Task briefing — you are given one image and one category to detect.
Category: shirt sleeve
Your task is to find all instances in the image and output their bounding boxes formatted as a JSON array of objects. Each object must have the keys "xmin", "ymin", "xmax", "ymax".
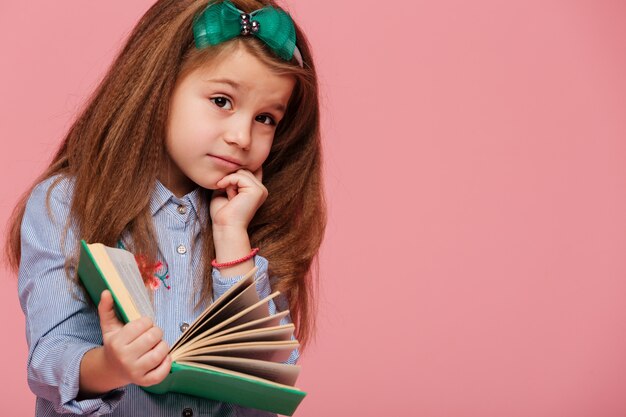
[
  {"xmin": 211, "ymin": 255, "xmax": 300, "ymax": 365},
  {"xmin": 17, "ymin": 177, "xmax": 125, "ymax": 415}
]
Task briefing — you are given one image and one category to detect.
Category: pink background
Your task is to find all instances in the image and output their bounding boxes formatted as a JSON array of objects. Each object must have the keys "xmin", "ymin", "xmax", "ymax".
[{"xmin": 2, "ymin": 1, "xmax": 626, "ymax": 416}]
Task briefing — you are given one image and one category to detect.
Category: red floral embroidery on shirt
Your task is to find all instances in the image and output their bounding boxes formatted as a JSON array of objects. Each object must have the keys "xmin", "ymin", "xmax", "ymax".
[{"xmin": 135, "ymin": 255, "xmax": 171, "ymax": 291}]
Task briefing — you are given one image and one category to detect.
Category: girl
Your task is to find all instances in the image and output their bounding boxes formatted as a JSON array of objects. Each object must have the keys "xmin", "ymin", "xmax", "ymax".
[{"xmin": 5, "ymin": 0, "xmax": 325, "ymax": 415}]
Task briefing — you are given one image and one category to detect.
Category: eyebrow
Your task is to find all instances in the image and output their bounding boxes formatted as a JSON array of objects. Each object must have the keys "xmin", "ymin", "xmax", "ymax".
[
  {"xmin": 205, "ymin": 78, "xmax": 287, "ymax": 113},
  {"xmin": 206, "ymin": 78, "xmax": 242, "ymax": 90}
]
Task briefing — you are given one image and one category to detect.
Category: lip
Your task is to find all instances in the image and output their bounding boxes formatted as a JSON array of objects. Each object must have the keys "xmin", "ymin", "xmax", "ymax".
[{"xmin": 208, "ymin": 154, "xmax": 242, "ymax": 168}]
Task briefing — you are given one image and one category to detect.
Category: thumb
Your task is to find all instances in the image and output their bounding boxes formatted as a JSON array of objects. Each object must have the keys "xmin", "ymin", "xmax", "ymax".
[
  {"xmin": 210, "ymin": 188, "xmax": 227, "ymax": 202},
  {"xmin": 98, "ymin": 290, "xmax": 124, "ymax": 334}
]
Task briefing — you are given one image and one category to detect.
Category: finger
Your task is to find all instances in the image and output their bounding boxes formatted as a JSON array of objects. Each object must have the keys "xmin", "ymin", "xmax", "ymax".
[
  {"xmin": 98, "ymin": 290, "xmax": 124, "ymax": 334},
  {"xmin": 235, "ymin": 168, "xmax": 262, "ymax": 187},
  {"xmin": 220, "ymin": 170, "xmax": 265, "ymax": 190},
  {"xmin": 114, "ymin": 316, "xmax": 155, "ymax": 346},
  {"xmin": 135, "ymin": 340, "xmax": 170, "ymax": 374},
  {"xmin": 216, "ymin": 172, "xmax": 249, "ymax": 190},
  {"xmin": 139, "ymin": 354, "xmax": 173, "ymax": 387},
  {"xmin": 128, "ymin": 325, "xmax": 164, "ymax": 355},
  {"xmin": 238, "ymin": 169, "xmax": 268, "ymax": 197},
  {"xmin": 226, "ymin": 185, "xmax": 237, "ymax": 200}
]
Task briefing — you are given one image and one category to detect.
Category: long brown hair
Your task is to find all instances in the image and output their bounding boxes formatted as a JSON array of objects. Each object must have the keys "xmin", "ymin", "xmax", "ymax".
[{"xmin": 4, "ymin": 0, "xmax": 325, "ymax": 349}]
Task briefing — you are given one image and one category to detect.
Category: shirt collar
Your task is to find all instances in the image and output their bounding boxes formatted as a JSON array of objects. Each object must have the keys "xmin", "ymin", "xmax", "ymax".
[{"xmin": 149, "ymin": 180, "xmax": 207, "ymax": 219}]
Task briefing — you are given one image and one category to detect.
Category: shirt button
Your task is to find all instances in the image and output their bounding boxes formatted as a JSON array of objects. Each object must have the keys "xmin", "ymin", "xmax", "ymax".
[
  {"xmin": 177, "ymin": 245, "xmax": 187, "ymax": 255},
  {"xmin": 182, "ymin": 408, "xmax": 193, "ymax": 417},
  {"xmin": 180, "ymin": 322, "xmax": 189, "ymax": 332},
  {"xmin": 177, "ymin": 205, "xmax": 187, "ymax": 214}
]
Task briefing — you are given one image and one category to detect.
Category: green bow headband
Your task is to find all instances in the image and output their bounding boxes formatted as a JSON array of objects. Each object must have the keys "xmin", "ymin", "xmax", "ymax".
[{"xmin": 193, "ymin": 0, "xmax": 303, "ymax": 67}]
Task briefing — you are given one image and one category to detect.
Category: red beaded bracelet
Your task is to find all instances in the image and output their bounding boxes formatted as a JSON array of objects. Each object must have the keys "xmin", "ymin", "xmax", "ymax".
[{"xmin": 211, "ymin": 248, "xmax": 259, "ymax": 268}]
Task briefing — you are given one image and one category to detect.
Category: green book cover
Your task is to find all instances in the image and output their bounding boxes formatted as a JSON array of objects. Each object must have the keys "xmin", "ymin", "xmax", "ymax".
[
  {"xmin": 144, "ymin": 362, "xmax": 305, "ymax": 415},
  {"xmin": 77, "ymin": 240, "xmax": 306, "ymax": 416},
  {"xmin": 77, "ymin": 240, "xmax": 135, "ymax": 322}
]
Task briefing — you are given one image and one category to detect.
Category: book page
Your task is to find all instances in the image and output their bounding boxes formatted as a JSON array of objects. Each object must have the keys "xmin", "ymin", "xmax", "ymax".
[
  {"xmin": 186, "ymin": 281, "xmax": 260, "ymax": 338},
  {"xmin": 170, "ymin": 269, "xmax": 256, "ymax": 351},
  {"xmin": 182, "ymin": 356, "xmax": 301, "ymax": 386},
  {"xmin": 103, "ymin": 246, "xmax": 155, "ymax": 321},
  {"xmin": 205, "ymin": 310, "xmax": 289, "ymax": 341},
  {"xmin": 204, "ymin": 292, "xmax": 276, "ymax": 335},
  {"xmin": 175, "ymin": 340, "xmax": 299, "ymax": 363},
  {"xmin": 177, "ymin": 324, "xmax": 294, "ymax": 352},
  {"xmin": 172, "ymin": 292, "xmax": 278, "ymax": 358}
]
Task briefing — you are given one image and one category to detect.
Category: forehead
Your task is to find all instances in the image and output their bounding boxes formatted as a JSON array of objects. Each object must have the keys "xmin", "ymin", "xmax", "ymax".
[{"xmin": 188, "ymin": 47, "xmax": 295, "ymax": 100}]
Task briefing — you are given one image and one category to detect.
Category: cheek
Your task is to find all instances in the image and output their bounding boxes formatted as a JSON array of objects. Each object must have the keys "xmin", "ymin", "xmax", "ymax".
[
  {"xmin": 169, "ymin": 95, "xmax": 214, "ymax": 138},
  {"xmin": 167, "ymin": 112, "xmax": 215, "ymax": 150},
  {"xmin": 254, "ymin": 140, "xmax": 274, "ymax": 168}
]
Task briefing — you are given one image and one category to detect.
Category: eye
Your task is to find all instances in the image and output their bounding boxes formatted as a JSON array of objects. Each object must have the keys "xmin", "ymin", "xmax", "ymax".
[
  {"xmin": 256, "ymin": 114, "xmax": 276, "ymax": 126},
  {"xmin": 210, "ymin": 96, "xmax": 233, "ymax": 110}
]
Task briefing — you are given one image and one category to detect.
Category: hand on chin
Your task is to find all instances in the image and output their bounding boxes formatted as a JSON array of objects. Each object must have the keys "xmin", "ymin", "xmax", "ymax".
[{"xmin": 209, "ymin": 168, "xmax": 267, "ymax": 230}]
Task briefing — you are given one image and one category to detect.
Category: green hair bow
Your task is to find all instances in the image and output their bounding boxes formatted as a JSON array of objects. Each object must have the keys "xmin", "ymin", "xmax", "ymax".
[{"xmin": 193, "ymin": 0, "xmax": 302, "ymax": 65}]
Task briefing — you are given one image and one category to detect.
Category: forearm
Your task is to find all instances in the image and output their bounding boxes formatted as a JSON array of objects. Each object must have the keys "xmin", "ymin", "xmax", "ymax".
[
  {"xmin": 212, "ymin": 226, "xmax": 255, "ymax": 277},
  {"xmin": 78, "ymin": 347, "xmax": 127, "ymax": 399},
  {"xmin": 25, "ymin": 336, "xmax": 125, "ymax": 414}
]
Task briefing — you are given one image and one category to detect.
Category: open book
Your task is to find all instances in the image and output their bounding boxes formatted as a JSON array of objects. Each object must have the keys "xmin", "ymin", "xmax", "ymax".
[{"xmin": 77, "ymin": 240, "xmax": 305, "ymax": 416}]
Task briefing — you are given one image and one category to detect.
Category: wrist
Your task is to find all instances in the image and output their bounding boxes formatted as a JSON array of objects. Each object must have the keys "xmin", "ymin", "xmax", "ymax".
[
  {"xmin": 212, "ymin": 224, "xmax": 248, "ymax": 241},
  {"xmin": 213, "ymin": 258, "xmax": 256, "ymax": 279},
  {"xmin": 212, "ymin": 247, "xmax": 258, "ymax": 270},
  {"xmin": 102, "ymin": 347, "xmax": 132, "ymax": 388},
  {"xmin": 212, "ymin": 227, "xmax": 257, "ymax": 278},
  {"xmin": 213, "ymin": 226, "xmax": 251, "ymax": 260},
  {"xmin": 78, "ymin": 347, "xmax": 128, "ymax": 399}
]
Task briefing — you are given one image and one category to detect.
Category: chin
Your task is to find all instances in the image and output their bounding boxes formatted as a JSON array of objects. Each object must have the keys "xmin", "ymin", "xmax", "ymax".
[
  {"xmin": 195, "ymin": 181, "xmax": 220, "ymax": 191},
  {"xmin": 191, "ymin": 175, "xmax": 221, "ymax": 191}
]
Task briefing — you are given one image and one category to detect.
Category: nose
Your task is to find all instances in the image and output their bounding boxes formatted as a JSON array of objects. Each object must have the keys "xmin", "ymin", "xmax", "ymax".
[{"xmin": 223, "ymin": 114, "xmax": 252, "ymax": 150}]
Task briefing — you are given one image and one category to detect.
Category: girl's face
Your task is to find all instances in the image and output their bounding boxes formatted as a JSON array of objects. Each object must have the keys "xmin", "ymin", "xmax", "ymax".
[{"xmin": 162, "ymin": 44, "xmax": 296, "ymax": 197}]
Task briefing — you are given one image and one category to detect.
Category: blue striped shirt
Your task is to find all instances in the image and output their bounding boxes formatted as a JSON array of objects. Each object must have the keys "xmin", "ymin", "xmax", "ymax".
[{"xmin": 18, "ymin": 175, "xmax": 298, "ymax": 416}]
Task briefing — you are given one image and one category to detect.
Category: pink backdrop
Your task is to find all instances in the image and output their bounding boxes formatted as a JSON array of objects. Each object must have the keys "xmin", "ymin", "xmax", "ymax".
[{"xmin": 2, "ymin": 1, "xmax": 626, "ymax": 416}]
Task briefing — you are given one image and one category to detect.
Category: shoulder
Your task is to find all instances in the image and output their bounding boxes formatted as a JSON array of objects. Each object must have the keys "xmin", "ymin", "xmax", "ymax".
[
  {"xmin": 20, "ymin": 174, "xmax": 80, "ymax": 261},
  {"xmin": 26, "ymin": 174, "xmax": 75, "ymax": 210},
  {"xmin": 24, "ymin": 174, "xmax": 76, "ymax": 225},
  {"xmin": 29, "ymin": 174, "xmax": 75, "ymax": 204}
]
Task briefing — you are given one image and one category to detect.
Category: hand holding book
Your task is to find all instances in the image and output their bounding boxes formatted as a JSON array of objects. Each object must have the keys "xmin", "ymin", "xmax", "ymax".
[
  {"xmin": 79, "ymin": 292, "xmax": 173, "ymax": 398},
  {"xmin": 77, "ymin": 240, "xmax": 306, "ymax": 416}
]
